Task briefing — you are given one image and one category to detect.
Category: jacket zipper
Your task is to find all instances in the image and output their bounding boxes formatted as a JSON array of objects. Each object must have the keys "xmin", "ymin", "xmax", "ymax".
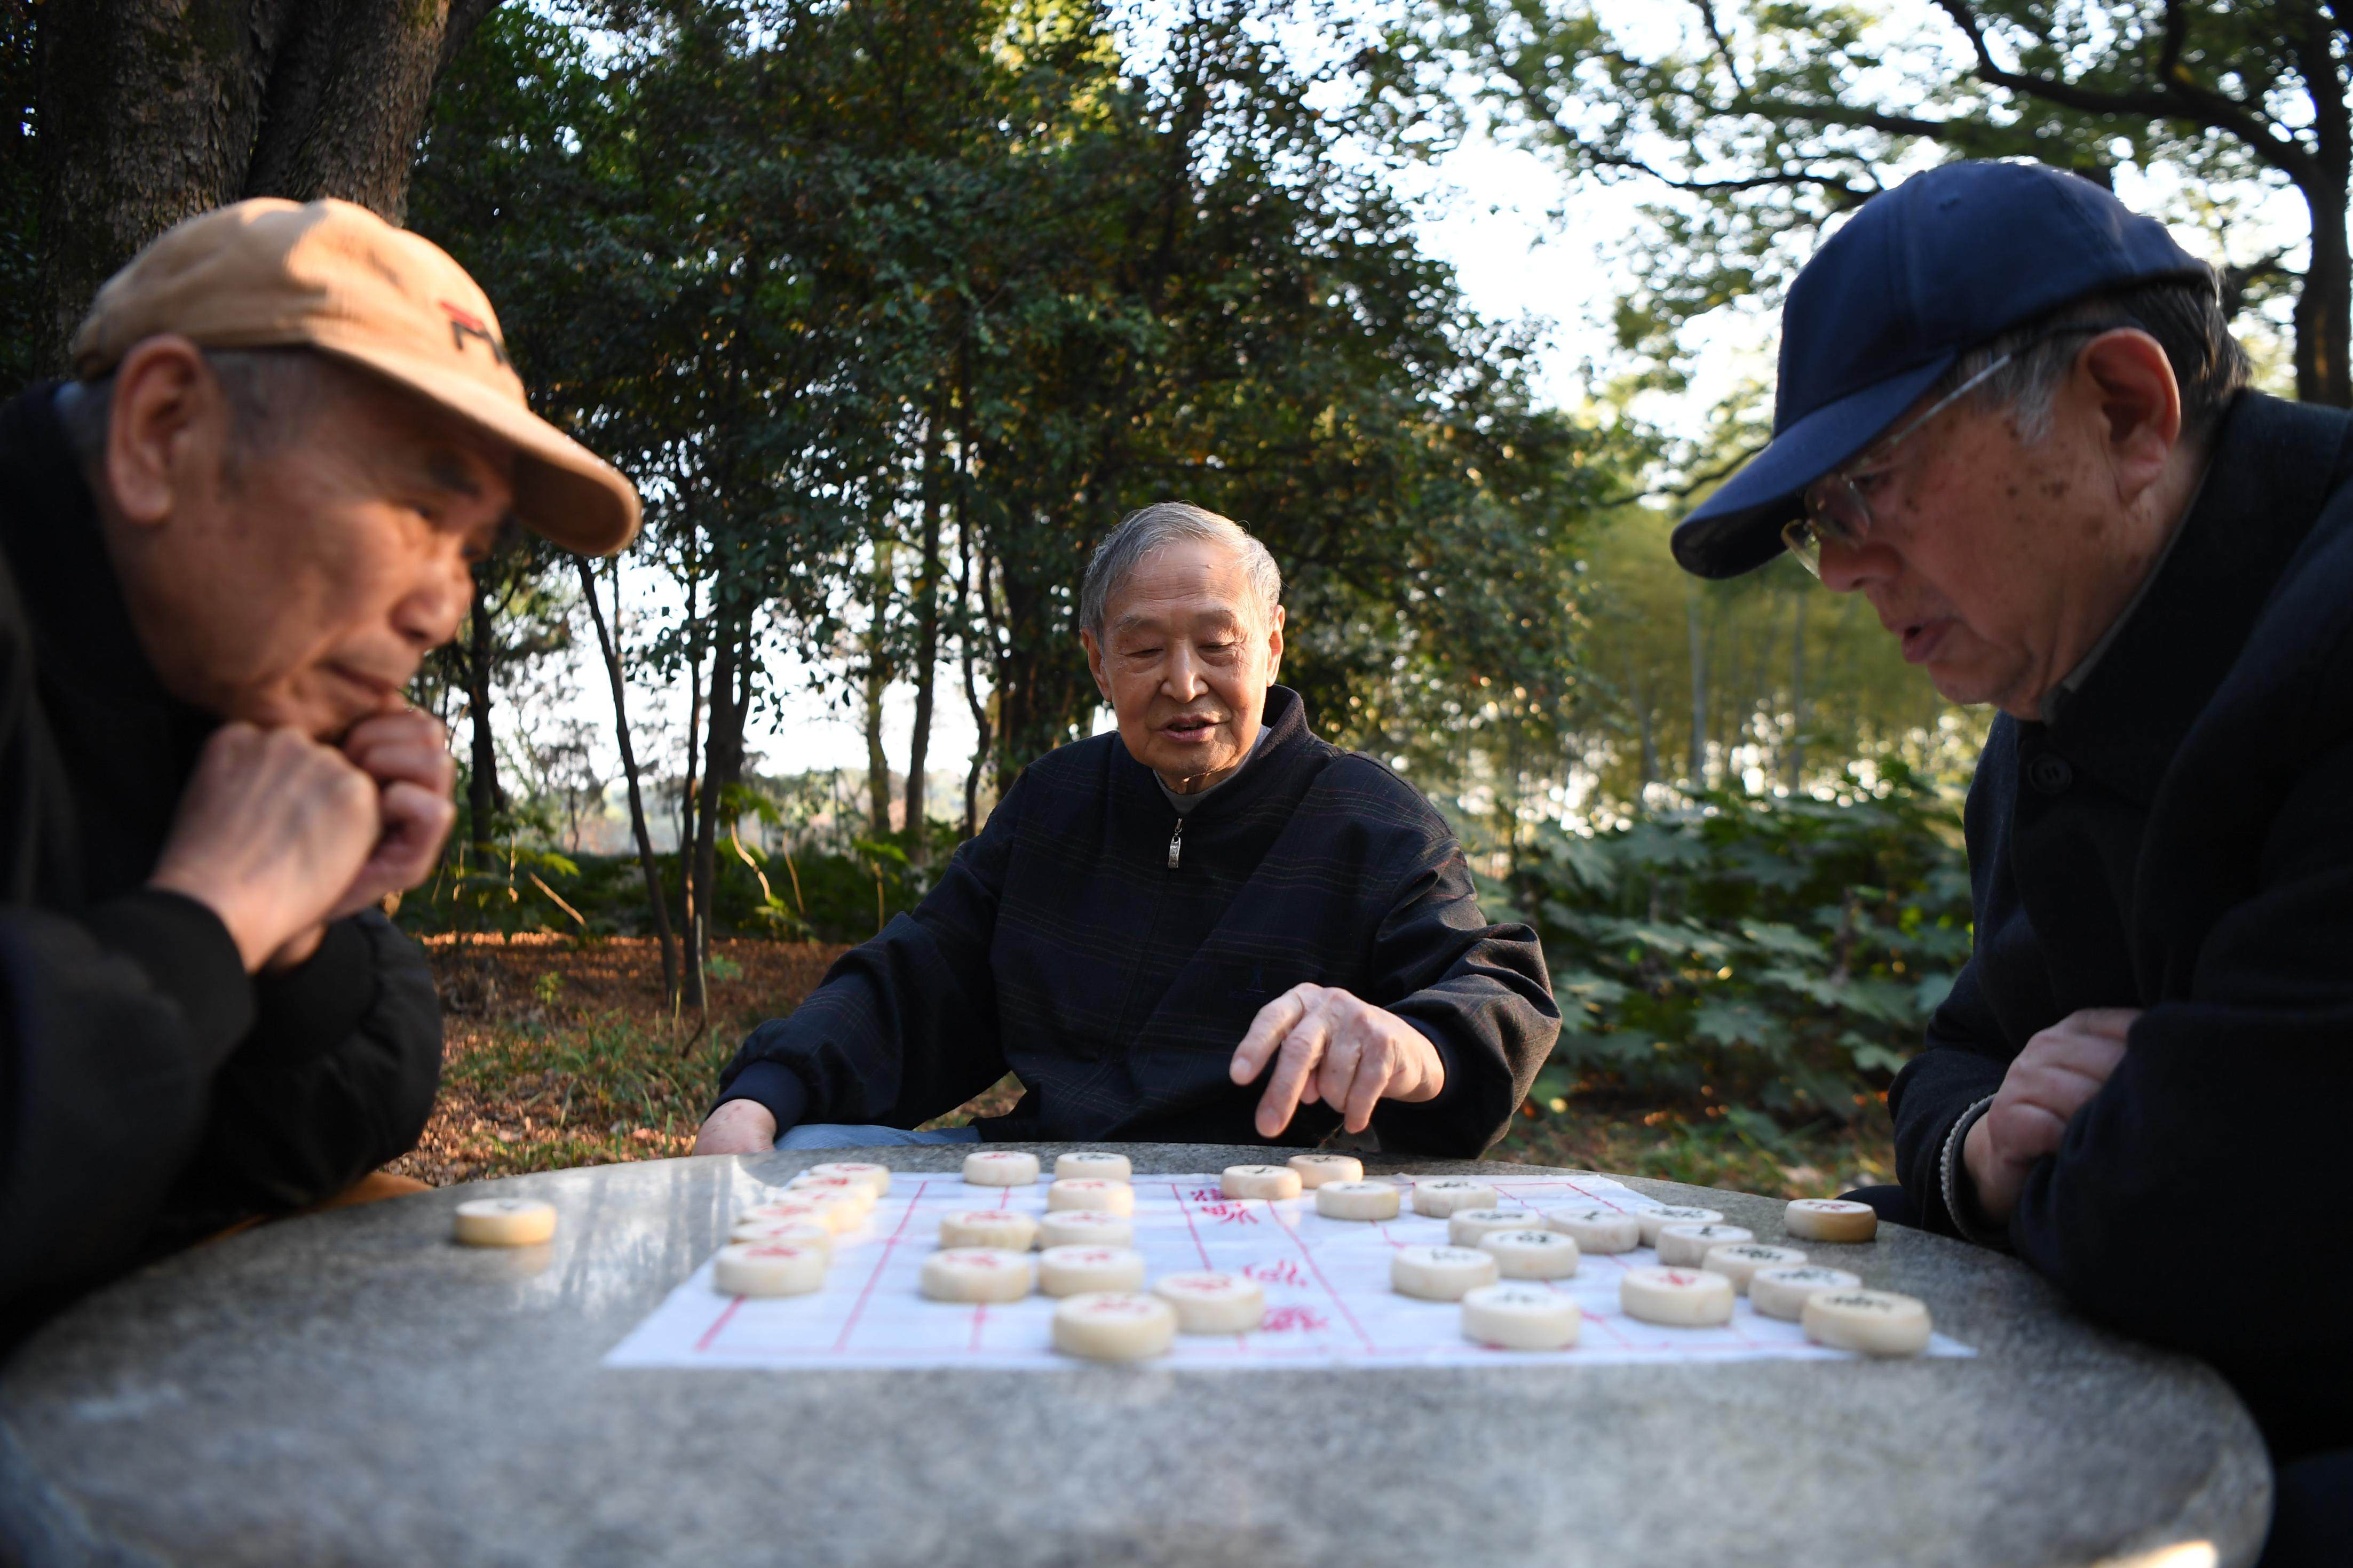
[{"xmin": 1167, "ymin": 816, "xmax": 1184, "ymax": 870}]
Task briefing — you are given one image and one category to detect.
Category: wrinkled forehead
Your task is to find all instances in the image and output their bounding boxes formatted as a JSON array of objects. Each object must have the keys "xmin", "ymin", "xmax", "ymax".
[
  {"xmin": 1103, "ymin": 535, "xmax": 1265, "ymax": 633},
  {"xmin": 316, "ymin": 364, "xmax": 519, "ymax": 512}
]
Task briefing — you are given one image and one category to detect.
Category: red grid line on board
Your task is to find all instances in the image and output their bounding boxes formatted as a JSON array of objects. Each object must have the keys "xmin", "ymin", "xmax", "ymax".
[
  {"xmin": 1268, "ymin": 1197, "xmax": 1378, "ymax": 1353},
  {"xmin": 1177, "ymin": 1185, "xmax": 1215, "ymax": 1269},
  {"xmin": 693, "ymin": 1292, "xmax": 746, "ymax": 1353},
  {"xmin": 828, "ymin": 1176, "xmax": 929, "ymax": 1354}
]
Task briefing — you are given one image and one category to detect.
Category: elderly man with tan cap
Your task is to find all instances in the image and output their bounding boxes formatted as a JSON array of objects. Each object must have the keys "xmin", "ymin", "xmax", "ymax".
[{"xmin": 0, "ymin": 199, "xmax": 638, "ymax": 1344}]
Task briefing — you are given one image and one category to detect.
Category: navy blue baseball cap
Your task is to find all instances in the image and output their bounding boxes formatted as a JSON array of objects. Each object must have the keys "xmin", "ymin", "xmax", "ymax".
[{"xmin": 1670, "ymin": 160, "xmax": 2210, "ymax": 578}]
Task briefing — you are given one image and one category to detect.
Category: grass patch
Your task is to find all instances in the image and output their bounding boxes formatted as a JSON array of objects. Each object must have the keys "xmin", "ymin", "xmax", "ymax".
[{"xmin": 1493, "ymin": 1095, "xmax": 1894, "ymax": 1200}]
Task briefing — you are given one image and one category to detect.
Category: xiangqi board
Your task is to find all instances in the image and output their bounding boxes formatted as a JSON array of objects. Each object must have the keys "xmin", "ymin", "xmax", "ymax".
[{"xmin": 604, "ymin": 1171, "xmax": 1974, "ymax": 1371}]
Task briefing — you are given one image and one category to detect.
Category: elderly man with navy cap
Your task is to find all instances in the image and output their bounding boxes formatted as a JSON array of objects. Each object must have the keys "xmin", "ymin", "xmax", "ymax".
[{"xmin": 1674, "ymin": 160, "xmax": 2350, "ymax": 1564}]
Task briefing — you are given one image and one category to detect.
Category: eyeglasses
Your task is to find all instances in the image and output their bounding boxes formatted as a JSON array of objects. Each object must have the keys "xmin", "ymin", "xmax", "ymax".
[
  {"xmin": 1779, "ymin": 352, "xmax": 2015, "ymax": 579},
  {"xmin": 1780, "ymin": 323, "xmax": 2127, "ymax": 578}
]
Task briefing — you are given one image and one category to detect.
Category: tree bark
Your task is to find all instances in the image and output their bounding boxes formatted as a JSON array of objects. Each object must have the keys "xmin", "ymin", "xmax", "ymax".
[
  {"xmin": 1786, "ymin": 585, "xmax": 1807, "ymax": 794},
  {"xmin": 958, "ymin": 528, "xmax": 994, "ymax": 838},
  {"xmin": 578, "ymin": 554, "xmax": 678, "ymax": 1007},
  {"xmin": 1685, "ymin": 595, "xmax": 1708, "ymax": 788},
  {"xmin": 902, "ymin": 414, "xmax": 944, "ymax": 865},
  {"xmin": 464, "ymin": 568, "xmax": 500, "ymax": 850},
  {"xmin": 2295, "ymin": 179, "xmax": 2352, "ymax": 406},
  {"xmin": 685, "ymin": 607, "xmax": 754, "ymax": 1024},
  {"xmin": 32, "ymin": 0, "xmax": 504, "ymax": 371},
  {"xmin": 863, "ymin": 541, "xmax": 895, "ymax": 837}
]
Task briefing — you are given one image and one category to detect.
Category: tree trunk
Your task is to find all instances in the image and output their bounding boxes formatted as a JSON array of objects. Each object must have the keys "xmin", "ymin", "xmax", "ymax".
[
  {"xmin": 464, "ymin": 568, "xmax": 500, "ymax": 851},
  {"xmin": 863, "ymin": 657, "xmax": 893, "ymax": 837},
  {"xmin": 959, "ymin": 529, "xmax": 993, "ymax": 838},
  {"xmin": 686, "ymin": 609, "xmax": 754, "ymax": 1023},
  {"xmin": 1786, "ymin": 585, "xmax": 1807, "ymax": 794},
  {"xmin": 902, "ymin": 415, "xmax": 944, "ymax": 865},
  {"xmin": 31, "ymin": 0, "xmax": 503, "ymax": 372},
  {"xmin": 2295, "ymin": 178, "xmax": 2351, "ymax": 407},
  {"xmin": 577, "ymin": 554, "xmax": 678, "ymax": 1006},
  {"xmin": 863, "ymin": 541, "xmax": 895, "ymax": 837},
  {"xmin": 677, "ymin": 557, "xmax": 704, "ymax": 926},
  {"xmin": 1685, "ymin": 594, "xmax": 1708, "ymax": 788}
]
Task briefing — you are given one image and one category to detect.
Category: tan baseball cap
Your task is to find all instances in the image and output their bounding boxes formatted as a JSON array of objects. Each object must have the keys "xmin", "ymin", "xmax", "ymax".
[{"xmin": 69, "ymin": 197, "xmax": 640, "ymax": 555}]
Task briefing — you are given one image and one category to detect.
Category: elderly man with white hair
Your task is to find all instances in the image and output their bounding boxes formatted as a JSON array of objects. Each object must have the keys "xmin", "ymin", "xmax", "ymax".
[{"xmin": 695, "ymin": 502, "xmax": 1558, "ymax": 1158}]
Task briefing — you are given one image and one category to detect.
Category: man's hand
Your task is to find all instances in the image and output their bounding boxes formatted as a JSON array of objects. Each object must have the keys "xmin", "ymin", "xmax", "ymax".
[
  {"xmin": 1229, "ymin": 983, "xmax": 1445, "ymax": 1139},
  {"xmin": 1962, "ymin": 1007, "xmax": 2137, "ymax": 1224},
  {"xmin": 335, "ymin": 709, "xmax": 459, "ymax": 913},
  {"xmin": 148, "ymin": 723, "xmax": 382, "ymax": 972},
  {"xmin": 694, "ymin": 1099, "xmax": 780, "ymax": 1156},
  {"xmin": 258, "ymin": 709, "xmax": 461, "ymax": 970}
]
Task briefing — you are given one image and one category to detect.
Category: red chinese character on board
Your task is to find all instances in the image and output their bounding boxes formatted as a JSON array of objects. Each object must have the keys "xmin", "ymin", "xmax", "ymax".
[
  {"xmin": 1190, "ymin": 1188, "xmax": 1223, "ymax": 1204},
  {"xmin": 1242, "ymin": 1260, "xmax": 1305, "ymax": 1287},
  {"xmin": 1259, "ymin": 1307, "xmax": 1327, "ymax": 1333},
  {"xmin": 1197, "ymin": 1203, "xmax": 1258, "ymax": 1225}
]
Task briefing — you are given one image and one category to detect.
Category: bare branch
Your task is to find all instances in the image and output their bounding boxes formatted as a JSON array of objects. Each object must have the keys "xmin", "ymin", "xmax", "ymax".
[
  {"xmin": 1689, "ymin": 0, "xmax": 1749, "ymax": 94},
  {"xmin": 1594, "ymin": 441, "xmax": 1769, "ymax": 510},
  {"xmin": 1535, "ymin": 110, "xmax": 1874, "ymax": 202},
  {"xmin": 1929, "ymin": 0, "xmax": 2320, "ymax": 188}
]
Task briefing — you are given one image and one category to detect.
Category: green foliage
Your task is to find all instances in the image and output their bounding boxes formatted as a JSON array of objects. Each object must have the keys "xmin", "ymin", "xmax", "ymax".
[
  {"xmin": 1512, "ymin": 763, "xmax": 1970, "ymax": 1120},
  {"xmin": 1392, "ymin": 0, "xmax": 2334, "ymax": 400},
  {"xmin": 401, "ymin": 836, "xmax": 931, "ymax": 948}
]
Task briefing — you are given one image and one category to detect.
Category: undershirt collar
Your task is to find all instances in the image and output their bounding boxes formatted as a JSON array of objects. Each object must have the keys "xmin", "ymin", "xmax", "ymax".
[{"xmin": 1155, "ymin": 721, "xmax": 1270, "ymax": 816}]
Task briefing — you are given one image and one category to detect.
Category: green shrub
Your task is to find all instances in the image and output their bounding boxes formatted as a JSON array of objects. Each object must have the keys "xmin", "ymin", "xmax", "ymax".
[{"xmin": 1510, "ymin": 762, "xmax": 1970, "ymax": 1123}]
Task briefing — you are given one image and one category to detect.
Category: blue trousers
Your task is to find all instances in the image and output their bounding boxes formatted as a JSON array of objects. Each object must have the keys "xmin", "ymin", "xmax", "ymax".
[{"xmin": 773, "ymin": 1123, "xmax": 983, "ymax": 1150}]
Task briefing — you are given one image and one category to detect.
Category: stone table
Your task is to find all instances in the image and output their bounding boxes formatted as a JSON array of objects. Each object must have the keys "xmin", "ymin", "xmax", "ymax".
[{"xmin": 1, "ymin": 1146, "xmax": 2268, "ymax": 1568}]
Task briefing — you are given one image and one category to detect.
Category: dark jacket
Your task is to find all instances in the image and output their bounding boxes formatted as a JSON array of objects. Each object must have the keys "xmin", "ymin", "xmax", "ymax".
[
  {"xmin": 0, "ymin": 383, "xmax": 442, "ymax": 1346},
  {"xmin": 1889, "ymin": 391, "xmax": 2353, "ymax": 1460},
  {"xmin": 717, "ymin": 685, "xmax": 1558, "ymax": 1155}
]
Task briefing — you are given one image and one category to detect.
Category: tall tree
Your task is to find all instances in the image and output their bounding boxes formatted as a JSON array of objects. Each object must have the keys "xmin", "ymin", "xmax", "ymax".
[
  {"xmin": 27, "ymin": 0, "xmax": 504, "ymax": 369},
  {"xmin": 1408, "ymin": 0, "xmax": 2351, "ymax": 403}
]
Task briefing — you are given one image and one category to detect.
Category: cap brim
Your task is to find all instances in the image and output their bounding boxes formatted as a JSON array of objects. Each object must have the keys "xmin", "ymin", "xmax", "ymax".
[
  {"xmin": 1670, "ymin": 355, "xmax": 1953, "ymax": 579},
  {"xmin": 309, "ymin": 336, "xmax": 643, "ymax": 556}
]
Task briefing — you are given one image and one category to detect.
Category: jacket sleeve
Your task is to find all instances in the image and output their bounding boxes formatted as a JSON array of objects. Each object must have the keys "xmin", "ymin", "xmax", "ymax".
[
  {"xmin": 1887, "ymin": 721, "xmax": 2022, "ymax": 1238},
  {"xmin": 0, "ymin": 889, "xmax": 256, "ymax": 1322},
  {"xmin": 714, "ymin": 779, "xmax": 1019, "ymax": 1133},
  {"xmin": 1365, "ymin": 834, "xmax": 1560, "ymax": 1159},
  {"xmin": 2009, "ymin": 737, "xmax": 2353, "ymax": 1393},
  {"xmin": 141, "ymin": 911, "xmax": 442, "ymax": 1247}
]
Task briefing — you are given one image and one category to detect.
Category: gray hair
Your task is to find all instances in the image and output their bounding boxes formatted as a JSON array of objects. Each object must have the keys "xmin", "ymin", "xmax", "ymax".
[
  {"xmin": 1079, "ymin": 502, "xmax": 1282, "ymax": 638},
  {"xmin": 1938, "ymin": 272, "xmax": 2250, "ymax": 445},
  {"xmin": 58, "ymin": 346, "xmax": 352, "ymax": 481}
]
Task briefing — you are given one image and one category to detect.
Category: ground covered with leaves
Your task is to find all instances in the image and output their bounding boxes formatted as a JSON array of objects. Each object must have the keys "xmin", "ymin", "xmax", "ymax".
[{"xmin": 392, "ymin": 935, "xmax": 1889, "ymax": 1199}]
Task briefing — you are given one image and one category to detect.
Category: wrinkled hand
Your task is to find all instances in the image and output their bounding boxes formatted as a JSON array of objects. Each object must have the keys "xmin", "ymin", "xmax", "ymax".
[
  {"xmin": 1228, "ymin": 983, "xmax": 1445, "ymax": 1139},
  {"xmin": 694, "ymin": 1099, "xmax": 780, "ymax": 1156},
  {"xmin": 148, "ymin": 723, "xmax": 382, "ymax": 972},
  {"xmin": 262, "ymin": 710, "xmax": 459, "ymax": 969},
  {"xmin": 1963, "ymin": 1007, "xmax": 2137, "ymax": 1224}
]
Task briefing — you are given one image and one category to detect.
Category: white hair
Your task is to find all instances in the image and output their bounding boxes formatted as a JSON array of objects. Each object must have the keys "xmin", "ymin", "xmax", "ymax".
[{"xmin": 1079, "ymin": 501, "xmax": 1282, "ymax": 638}]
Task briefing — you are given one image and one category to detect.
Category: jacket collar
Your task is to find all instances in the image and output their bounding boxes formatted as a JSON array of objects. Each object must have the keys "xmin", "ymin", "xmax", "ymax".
[
  {"xmin": 1114, "ymin": 683, "xmax": 1319, "ymax": 822},
  {"xmin": 2041, "ymin": 393, "xmax": 2353, "ymax": 806}
]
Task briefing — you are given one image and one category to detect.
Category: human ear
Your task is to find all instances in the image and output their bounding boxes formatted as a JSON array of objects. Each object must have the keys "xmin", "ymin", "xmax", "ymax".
[
  {"xmin": 2078, "ymin": 328, "xmax": 2181, "ymax": 507},
  {"xmin": 104, "ymin": 336, "xmax": 227, "ymax": 530},
  {"xmin": 1263, "ymin": 604, "xmax": 1284, "ymax": 681},
  {"xmin": 1081, "ymin": 628, "xmax": 1112, "ymax": 704}
]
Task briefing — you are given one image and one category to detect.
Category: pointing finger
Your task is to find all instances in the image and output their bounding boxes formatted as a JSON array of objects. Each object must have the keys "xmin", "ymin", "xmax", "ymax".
[
  {"xmin": 1231, "ymin": 985, "xmax": 1314, "ymax": 1085},
  {"xmin": 1256, "ymin": 1001, "xmax": 1333, "ymax": 1138}
]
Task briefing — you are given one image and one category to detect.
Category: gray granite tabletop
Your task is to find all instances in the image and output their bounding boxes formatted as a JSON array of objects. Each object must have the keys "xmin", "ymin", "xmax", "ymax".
[{"xmin": 0, "ymin": 1145, "xmax": 2268, "ymax": 1568}]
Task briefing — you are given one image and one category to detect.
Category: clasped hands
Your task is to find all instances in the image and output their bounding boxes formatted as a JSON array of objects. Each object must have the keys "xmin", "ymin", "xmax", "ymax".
[
  {"xmin": 148, "ymin": 709, "xmax": 457, "ymax": 973},
  {"xmin": 1962, "ymin": 1006, "xmax": 2137, "ymax": 1225}
]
